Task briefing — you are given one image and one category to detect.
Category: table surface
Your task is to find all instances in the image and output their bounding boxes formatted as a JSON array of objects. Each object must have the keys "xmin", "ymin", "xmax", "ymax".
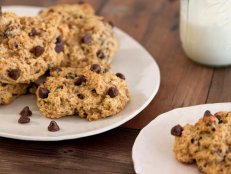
[{"xmin": 1, "ymin": 0, "xmax": 231, "ymax": 173}]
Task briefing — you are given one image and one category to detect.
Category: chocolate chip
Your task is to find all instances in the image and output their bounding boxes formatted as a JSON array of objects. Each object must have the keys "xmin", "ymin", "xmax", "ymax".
[
  {"xmin": 190, "ymin": 159, "xmax": 196, "ymax": 164},
  {"xmin": 90, "ymin": 64, "xmax": 101, "ymax": 73},
  {"xmin": 215, "ymin": 114, "xmax": 222, "ymax": 124},
  {"xmin": 74, "ymin": 75, "xmax": 86, "ymax": 86},
  {"xmin": 18, "ymin": 116, "xmax": 30, "ymax": 124},
  {"xmin": 171, "ymin": 124, "xmax": 183, "ymax": 137},
  {"xmin": 78, "ymin": 1, "xmax": 85, "ymax": 4},
  {"xmin": 204, "ymin": 110, "xmax": 212, "ymax": 117},
  {"xmin": 108, "ymin": 87, "xmax": 119, "ymax": 98},
  {"xmin": 14, "ymin": 43, "xmax": 19, "ymax": 49},
  {"xmin": 77, "ymin": 94, "xmax": 84, "ymax": 99},
  {"xmin": 29, "ymin": 28, "xmax": 39, "ymax": 37},
  {"xmin": 20, "ymin": 106, "xmax": 32, "ymax": 117},
  {"xmin": 27, "ymin": 83, "xmax": 37, "ymax": 94},
  {"xmin": 215, "ymin": 114, "xmax": 221, "ymax": 120},
  {"xmin": 12, "ymin": 93, "xmax": 18, "ymax": 97},
  {"xmin": 48, "ymin": 9, "xmax": 54, "ymax": 13},
  {"xmin": 56, "ymin": 36, "xmax": 63, "ymax": 43},
  {"xmin": 38, "ymin": 87, "xmax": 49, "ymax": 99},
  {"xmin": 34, "ymin": 75, "xmax": 46, "ymax": 86},
  {"xmin": 8, "ymin": 69, "xmax": 21, "ymax": 80},
  {"xmin": 116, "ymin": 73, "xmax": 126, "ymax": 80},
  {"xmin": 108, "ymin": 21, "xmax": 114, "ymax": 28},
  {"xmin": 82, "ymin": 33, "xmax": 92, "ymax": 44},
  {"xmin": 191, "ymin": 138, "xmax": 194, "ymax": 143},
  {"xmin": 91, "ymin": 89, "xmax": 97, "ymax": 93},
  {"xmin": 68, "ymin": 23, "xmax": 73, "ymax": 29},
  {"xmin": 96, "ymin": 50, "xmax": 105, "ymax": 59},
  {"xmin": 44, "ymin": 69, "xmax": 50, "ymax": 76},
  {"xmin": 48, "ymin": 121, "xmax": 60, "ymax": 132},
  {"xmin": 55, "ymin": 43, "xmax": 64, "ymax": 53},
  {"xmin": 55, "ymin": 36, "xmax": 64, "ymax": 53},
  {"xmin": 103, "ymin": 68, "xmax": 109, "ymax": 73},
  {"xmin": 30, "ymin": 46, "xmax": 45, "ymax": 57}
]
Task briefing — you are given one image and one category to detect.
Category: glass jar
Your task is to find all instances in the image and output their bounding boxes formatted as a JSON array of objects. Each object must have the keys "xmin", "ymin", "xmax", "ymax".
[{"xmin": 180, "ymin": 0, "xmax": 231, "ymax": 66}]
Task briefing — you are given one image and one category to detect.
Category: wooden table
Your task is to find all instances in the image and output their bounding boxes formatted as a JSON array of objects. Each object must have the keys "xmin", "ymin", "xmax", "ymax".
[{"xmin": 1, "ymin": 0, "xmax": 230, "ymax": 173}]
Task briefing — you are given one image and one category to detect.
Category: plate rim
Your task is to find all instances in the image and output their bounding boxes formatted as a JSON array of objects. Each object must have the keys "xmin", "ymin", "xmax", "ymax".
[{"xmin": 0, "ymin": 6, "xmax": 160, "ymax": 141}]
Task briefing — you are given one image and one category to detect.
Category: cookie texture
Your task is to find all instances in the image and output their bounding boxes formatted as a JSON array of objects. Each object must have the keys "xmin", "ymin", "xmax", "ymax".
[
  {"xmin": 0, "ymin": 83, "xmax": 28, "ymax": 104},
  {"xmin": 39, "ymin": 4, "xmax": 118, "ymax": 68},
  {"xmin": 0, "ymin": 12, "xmax": 63, "ymax": 84},
  {"xmin": 36, "ymin": 65, "xmax": 130, "ymax": 120},
  {"xmin": 172, "ymin": 111, "xmax": 231, "ymax": 174}
]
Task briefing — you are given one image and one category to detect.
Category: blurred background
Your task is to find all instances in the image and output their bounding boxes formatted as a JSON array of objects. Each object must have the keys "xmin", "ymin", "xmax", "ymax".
[{"xmin": 1, "ymin": 0, "xmax": 106, "ymax": 9}]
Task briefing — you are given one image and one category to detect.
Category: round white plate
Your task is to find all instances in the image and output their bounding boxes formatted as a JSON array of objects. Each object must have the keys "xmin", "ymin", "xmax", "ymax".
[
  {"xmin": 0, "ymin": 6, "xmax": 160, "ymax": 141},
  {"xmin": 132, "ymin": 103, "xmax": 231, "ymax": 174}
]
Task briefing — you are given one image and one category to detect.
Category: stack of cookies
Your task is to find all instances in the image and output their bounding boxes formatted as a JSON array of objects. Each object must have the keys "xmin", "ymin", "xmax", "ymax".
[{"xmin": 0, "ymin": 3, "xmax": 131, "ymax": 121}]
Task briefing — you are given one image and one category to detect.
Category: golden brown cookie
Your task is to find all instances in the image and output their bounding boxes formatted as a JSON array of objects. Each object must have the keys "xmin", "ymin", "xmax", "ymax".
[
  {"xmin": 39, "ymin": 4, "xmax": 118, "ymax": 68},
  {"xmin": 0, "ymin": 82, "xmax": 28, "ymax": 104},
  {"xmin": 36, "ymin": 64, "xmax": 130, "ymax": 120},
  {"xmin": 171, "ymin": 110, "xmax": 231, "ymax": 174},
  {"xmin": 0, "ymin": 12, "xmax": 64, "ymax": 84}
]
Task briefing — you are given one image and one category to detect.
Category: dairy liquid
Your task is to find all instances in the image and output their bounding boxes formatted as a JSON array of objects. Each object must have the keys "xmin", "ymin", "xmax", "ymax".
[{"xmin": 180, "ymin": 0, "xmax": 231, "ymax": 66}]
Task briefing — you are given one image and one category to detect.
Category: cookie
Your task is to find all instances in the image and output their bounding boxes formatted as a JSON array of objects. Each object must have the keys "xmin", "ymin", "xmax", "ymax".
[
  {"xmin": 0, "ymin": 82, "xmax": 28, "ymax": 104},
  {"xmin": 36, "ymin": 64, "xmax": 130, "ymax": 120},
  {"xmin": 0, "ymin": 12, "xmax": 64, "ymax": 84},
  {"xmin": 38, "ymin": 3, "xmax": 95, "ymax": 18},
  {"xmin": 172, "ymin": 110, "xmax": 231, "ymax": 174},
  {"xmin": 39, "ymin": 4, "xmax": 118, "ymax": 68}
]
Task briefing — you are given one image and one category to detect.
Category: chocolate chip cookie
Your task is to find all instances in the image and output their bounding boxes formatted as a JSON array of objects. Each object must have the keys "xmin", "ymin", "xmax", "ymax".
[
  {"xmin": 39, "ymin": 4, "xmax": 118, "ymax": 68},
  {"xmin": 0, "ymin": 82, "xmax": 28, "ymax": 104},
  {"xmin": 172, "ymin": 110, "xmax": 231, "ymax": 174},
  {"xmin": 36, "ymin": 64, "xmax": 130, "ymax": 120},
  {"xmin": 0, "ymin": 12, "xmax": 63, "ymax": 84}
]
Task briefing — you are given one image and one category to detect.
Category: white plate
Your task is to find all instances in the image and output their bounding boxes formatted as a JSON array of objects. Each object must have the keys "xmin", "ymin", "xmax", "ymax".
[
  {"xmin": 0, "ymin": 6, "xmax": 160, "ymax": 141},
  {"xmin": 132, "ymin": 103, "xmax": 231, "ymax": 174}
]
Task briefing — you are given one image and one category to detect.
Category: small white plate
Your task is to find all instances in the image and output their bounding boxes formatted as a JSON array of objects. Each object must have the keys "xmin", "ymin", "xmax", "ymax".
[
  {"xmin": 132, "ymin": 103, "xmax": 231, "ymax": 174},
  {"xmin": 0, "ymin": 6, "xmax": 160, "ymax": 141}
]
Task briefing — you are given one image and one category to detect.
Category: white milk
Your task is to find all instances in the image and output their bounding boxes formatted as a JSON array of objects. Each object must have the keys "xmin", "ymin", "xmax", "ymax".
[{"xmin": 180, "ymin": 0, "xmax": 231, "ymax": 66}]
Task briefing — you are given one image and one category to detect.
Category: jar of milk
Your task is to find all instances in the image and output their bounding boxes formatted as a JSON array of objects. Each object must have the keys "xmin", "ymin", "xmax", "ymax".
[{"xmin": 180, "ymin": 0, "xmax": 231, "ymax": 66}]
